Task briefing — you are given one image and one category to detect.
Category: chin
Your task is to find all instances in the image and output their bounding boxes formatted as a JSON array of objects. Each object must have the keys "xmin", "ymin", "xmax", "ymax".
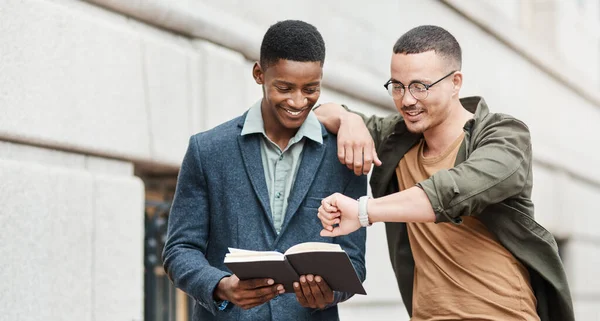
[
  {"xmin": 282, "ymin": 117, "xmax": 307, "ymax": 130},
  {"xmin": 278, "ymin": 109, "xmax": 310, "ymax": 127},
  {"xmin": 406, "ymin": 127, "xmax": 424, "ymax": 134},
  {"xmin": 404, "ymin": 122, "xmax": 427, "ymax": 134}
]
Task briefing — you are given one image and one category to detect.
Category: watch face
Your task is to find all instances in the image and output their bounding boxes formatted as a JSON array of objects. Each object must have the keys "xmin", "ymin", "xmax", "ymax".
[
  {"xmin": 214, "ymin": 300, "xmax": 229, "ymax": 311},
  {"xmin": 217, "ymin": 300, "xmax": 229, "ymax": 311}
]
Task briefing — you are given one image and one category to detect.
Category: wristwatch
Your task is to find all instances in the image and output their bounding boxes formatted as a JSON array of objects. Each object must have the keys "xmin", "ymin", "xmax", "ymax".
[
  {"xmin": 358, "ymin": 196, "xmax": 372, "ymax": 227},
  {"xmin": 214, "ymin": 299, "xmax": 229, "ymax": 311}
]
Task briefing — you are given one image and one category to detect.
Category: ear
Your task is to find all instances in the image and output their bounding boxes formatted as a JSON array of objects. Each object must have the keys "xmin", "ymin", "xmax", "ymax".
[
  {"xmin": 451, "ymin": 71, "xmax": 463, "ymax": 98},
  {"xmin": 252, "ymin": 62, "xmax": 264, "ymax": 85}
]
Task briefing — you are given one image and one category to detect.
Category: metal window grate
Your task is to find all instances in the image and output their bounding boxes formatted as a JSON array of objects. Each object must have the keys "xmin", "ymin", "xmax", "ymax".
[{"xmin": 145, "ymin": 200, "xmax": 193, "ymax": 321}]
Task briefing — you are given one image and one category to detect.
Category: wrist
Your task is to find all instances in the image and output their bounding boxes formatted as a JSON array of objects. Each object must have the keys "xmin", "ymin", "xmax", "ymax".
[
  {"xmin": 214, "ymin": 276, "xmax": 230, "ymax": 301},
  {"xmin": 340, "ymin": 111, "xmax": 360, "ymax": 128},
  {"xmin": 367, "ymin": 197, "xmax": 376, "ymax": 224},
  {"xmin": 367, "ymin": 198, "xmax": 386, "ymax": 224}
]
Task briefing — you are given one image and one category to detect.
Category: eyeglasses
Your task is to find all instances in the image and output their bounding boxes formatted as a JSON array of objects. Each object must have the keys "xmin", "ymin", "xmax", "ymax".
[{"xmin": 383, "ymin": 70, "xmax": 457, "ymax": 101}]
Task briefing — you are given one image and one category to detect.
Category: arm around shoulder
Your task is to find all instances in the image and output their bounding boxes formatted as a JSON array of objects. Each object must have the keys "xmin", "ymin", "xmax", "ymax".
[
  {"xmin": 315, "ymin": 103, "xmax": 390, "ymax": 174},
  {"xmin": 314, "ymin": 102, "xmax": 400, "ymax": 151}
]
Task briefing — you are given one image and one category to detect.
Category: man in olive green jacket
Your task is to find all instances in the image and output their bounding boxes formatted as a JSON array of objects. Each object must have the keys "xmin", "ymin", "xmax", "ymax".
[{"xmin": 314, "ymin": 25, "xmax": 573, "ymax": 321}]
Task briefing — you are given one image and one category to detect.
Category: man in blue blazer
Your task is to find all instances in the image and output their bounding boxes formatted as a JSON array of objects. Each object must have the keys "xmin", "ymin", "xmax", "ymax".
[{"xmin": 162, "ymin": 20, "xmax": 367, "ymax": 320}]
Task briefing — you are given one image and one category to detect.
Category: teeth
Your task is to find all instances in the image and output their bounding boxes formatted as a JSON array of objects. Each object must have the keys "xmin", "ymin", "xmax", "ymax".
[
  {"xmin": 406, "ymin": 111, "xmax": 422, "ymax": 116},
  {"xmin": 285, "ymin": 109, "xmax": 302, "ymax": 116}
]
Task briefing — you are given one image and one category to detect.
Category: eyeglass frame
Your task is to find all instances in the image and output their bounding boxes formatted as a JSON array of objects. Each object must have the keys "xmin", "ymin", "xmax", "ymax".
[{"xmin": 383, "ymin": 70, "xmax": 457, "ymax": 101}]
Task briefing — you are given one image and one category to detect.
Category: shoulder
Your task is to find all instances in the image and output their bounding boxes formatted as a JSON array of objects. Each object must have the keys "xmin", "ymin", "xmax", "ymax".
[
  {"xmin": 469, "ymin": 97, "xmax": 530, "ymax": 135},
  {"xmin": 190, "ymin": 115, "xmax": 244, "ymax": 151},
  {"xmin": 472, "ymin": 111, "xmax": 532, "ymax": 151},
  {"xmin": 320, "ymin": 130, "xmax": 366, "ymax": 179},
  {"xmin": 477, "ymin": 111, "xmax": 531, "ymax": 135},
  {"xmin": 321, "ymin": 129, "xmax": 342, "ymax": 159},
  {"xmin": 483, "ymin": 110, "xmax": 529, "ymax": 126}
]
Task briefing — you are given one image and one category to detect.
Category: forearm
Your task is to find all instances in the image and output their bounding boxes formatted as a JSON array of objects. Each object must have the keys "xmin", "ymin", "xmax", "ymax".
[{"xmin": 368, "ymin": 186, "xmax": 436, "ymax": 223}]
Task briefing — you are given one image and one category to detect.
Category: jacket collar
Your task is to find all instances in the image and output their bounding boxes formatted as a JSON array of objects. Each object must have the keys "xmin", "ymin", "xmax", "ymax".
[{"xmin": 460, "ymin": 96, "xmax": 490, "ymax": 132}]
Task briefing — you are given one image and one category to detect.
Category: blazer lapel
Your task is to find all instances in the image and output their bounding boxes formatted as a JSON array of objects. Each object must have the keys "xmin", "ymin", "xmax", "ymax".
[
  {"xmin": 238, "ymin": 134, "xmax": 276, "ymax": 233},
  {"xmin": 277, "ymin": 137, "xmax": 326, "ymax": 236}
]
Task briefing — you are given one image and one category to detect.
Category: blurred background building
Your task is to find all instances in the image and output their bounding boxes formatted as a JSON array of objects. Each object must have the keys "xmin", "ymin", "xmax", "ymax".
[{"xmin": 1, "ymin": 0, "xmax": 599, "ymax": 320}]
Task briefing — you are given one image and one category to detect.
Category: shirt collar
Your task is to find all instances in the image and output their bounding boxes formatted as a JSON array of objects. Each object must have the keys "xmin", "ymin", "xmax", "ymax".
[
  {"xmin": 241, "ymin": 99, "xmax": 323, "ymax": 145},
  {"xmin": 240, "ymin": 100, "xmax": 265, "ymax": 136}
]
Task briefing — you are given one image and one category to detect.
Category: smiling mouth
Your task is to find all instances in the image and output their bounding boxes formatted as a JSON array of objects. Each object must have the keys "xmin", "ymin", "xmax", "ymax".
[
  {"xmin": 404, "ymin": 110, "xmax": 423, "ymax": 117},
  {"xmin": 283, "ymin": 106, "xmax": 309, "ymax": 116}
]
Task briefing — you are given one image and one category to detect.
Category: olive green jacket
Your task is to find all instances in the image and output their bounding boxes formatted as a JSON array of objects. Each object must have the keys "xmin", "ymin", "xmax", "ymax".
[{"xmin": 355, "ymin": 96, "xmax": 574, "ymax": 321}]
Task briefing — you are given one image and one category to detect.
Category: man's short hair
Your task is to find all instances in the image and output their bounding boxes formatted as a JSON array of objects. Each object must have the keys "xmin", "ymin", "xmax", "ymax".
[
  {"xmin": 393, "ymin": 25, "xmax": 462, "ymax": 70},
  {"xmin": 260, "ymin": 20, "xmax": 326, "ymax": 70}
]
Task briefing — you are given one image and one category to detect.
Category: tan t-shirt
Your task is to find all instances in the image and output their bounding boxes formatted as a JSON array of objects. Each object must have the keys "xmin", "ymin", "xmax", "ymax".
[{"xmin": 397, "ymin": 134, "xmax": 539, "ymax": 321}]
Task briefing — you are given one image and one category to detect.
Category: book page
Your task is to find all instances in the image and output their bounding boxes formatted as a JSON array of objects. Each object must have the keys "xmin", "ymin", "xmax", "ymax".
[
  {"xmin": 224, "ymin": 248, "xmax": 284, "ymax": 263},
  {"xmin": 284, "ymin": 242, "xmax": 343, "ymax": 255},
  {"xmin": 227, "ymin": 248, "xmax": 281, "ymax": 255}
]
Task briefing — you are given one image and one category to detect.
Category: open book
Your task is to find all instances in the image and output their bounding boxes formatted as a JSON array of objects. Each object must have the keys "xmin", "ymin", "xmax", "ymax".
[{"xmin": 224, "ymin": 242, "xmax": 366, "ymax": 295}]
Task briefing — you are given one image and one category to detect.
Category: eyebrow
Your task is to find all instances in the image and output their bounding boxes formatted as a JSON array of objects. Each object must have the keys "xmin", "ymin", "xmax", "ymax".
[
  {"xmin": 390, "ymin": 77, "xmax": 431, "ymax": 84},
  {"xmin": 273, "ymin": 80, "xmax": 321, "ymax": 87},
  {"xmin": 303, "ymin": 81, "xmax": 321, "ymax": 87}
]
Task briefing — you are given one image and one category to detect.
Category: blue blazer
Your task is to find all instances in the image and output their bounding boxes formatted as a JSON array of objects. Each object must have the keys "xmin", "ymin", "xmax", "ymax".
[{"xmin": 163, "ymin": 112, "xmax": 367, "ymax": 321}]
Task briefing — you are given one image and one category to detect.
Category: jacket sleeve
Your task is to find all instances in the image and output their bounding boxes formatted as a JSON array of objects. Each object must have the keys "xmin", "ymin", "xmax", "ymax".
[
  {"xmin": 417, "ymin": 116, "xmax": 532, "ymax": 224},
  {"xmin": 341, "ymin": 105, "xmax": 401, "ymax": 151},
  {"xmin": 327, "ymin": 173, "xmax": 368, "ymax": 307},
  {"xmin": 162, "ymin": 135, "xmax": 230, "ymax": 315}
]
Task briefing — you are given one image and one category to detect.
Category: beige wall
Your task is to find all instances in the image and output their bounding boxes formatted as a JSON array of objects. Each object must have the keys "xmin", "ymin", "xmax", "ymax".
[{"xmin": 1, "ymin": 0, "xmax": 599, "ymax": 320}]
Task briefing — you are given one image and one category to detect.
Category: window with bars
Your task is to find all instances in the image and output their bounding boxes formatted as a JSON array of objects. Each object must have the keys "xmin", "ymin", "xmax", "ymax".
[{"xmin": 142, "ymin": 175, "xmax": 193, "ymax": 321}]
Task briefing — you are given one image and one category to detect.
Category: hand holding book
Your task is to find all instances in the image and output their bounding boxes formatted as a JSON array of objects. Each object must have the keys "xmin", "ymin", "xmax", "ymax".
[
  {"xmin": 213, "ymin": 274, "xmax": 284, "ymax": 310},
  {"xmin": 293, "ymin": 274, "xmax": 334, "ymax": 309},
  {"xmin": 224, "ymin": 242, "xmax": 366, "ymax": 295}
]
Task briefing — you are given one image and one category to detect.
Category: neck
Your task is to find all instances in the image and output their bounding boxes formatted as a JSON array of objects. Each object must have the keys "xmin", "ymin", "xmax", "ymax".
[
  {"xmin": 261, "ymin": 102, "xmax": 297, "ymax": 150},
  {"xmin": 422, "ymin": 100, "xmax": 473, "ymax": 157}
]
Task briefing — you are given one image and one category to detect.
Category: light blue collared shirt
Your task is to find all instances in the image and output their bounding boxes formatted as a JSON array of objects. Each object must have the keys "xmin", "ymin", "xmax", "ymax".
[{"xmin": 241, "ymin": 100, "xmax": 323, "ymax": 233}]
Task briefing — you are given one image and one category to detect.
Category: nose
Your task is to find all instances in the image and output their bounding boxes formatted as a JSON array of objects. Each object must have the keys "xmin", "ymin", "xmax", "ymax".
[
  {"xmin": 287, "ymin": 92, "xmax": 308, "ymax": 109},
  {"xmin": 401, "ymin": 89, "xmax": 417, "ymax": 107}
]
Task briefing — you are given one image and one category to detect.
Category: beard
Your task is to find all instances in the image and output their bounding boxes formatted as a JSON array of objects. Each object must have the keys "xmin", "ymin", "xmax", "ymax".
[{"xmin": 401, "ymin": 105, "xmax": 428, "ymax": 134}]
